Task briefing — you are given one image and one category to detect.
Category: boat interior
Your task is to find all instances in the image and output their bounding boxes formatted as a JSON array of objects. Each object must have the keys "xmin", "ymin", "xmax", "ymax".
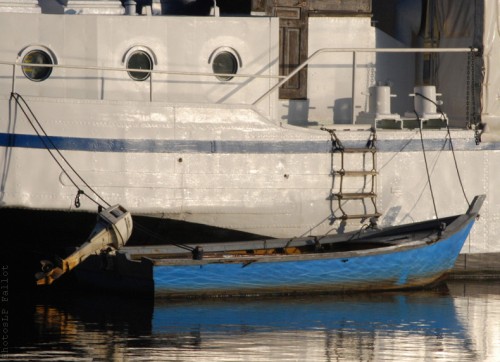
[{"xmin": 123, "ymin": 214, "xmax": 456, "ymax": 262}]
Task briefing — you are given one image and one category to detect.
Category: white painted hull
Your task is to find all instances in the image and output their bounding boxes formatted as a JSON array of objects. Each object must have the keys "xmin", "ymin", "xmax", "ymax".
[
  {"xmin": 1, "ymin": 97, "xmax": 493, "ymax": 254},
  {"xmin": 0, "ymin": 2, "xmax": 499, "ymax": 271}
]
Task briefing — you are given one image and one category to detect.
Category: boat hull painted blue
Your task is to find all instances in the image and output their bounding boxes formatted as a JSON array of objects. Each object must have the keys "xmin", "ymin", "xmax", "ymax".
[{"xmin": 153, "ymin": 220, "xmax": 475, "ymax": 297}]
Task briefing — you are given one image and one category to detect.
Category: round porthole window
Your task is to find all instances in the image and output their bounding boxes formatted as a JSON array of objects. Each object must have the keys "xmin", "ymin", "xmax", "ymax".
[
  {"xmin": 212, "ymin": 51, "xmax": 238, "ymax": 81},
  {"xmin": 127, "ymin": 51, "xmax": 153, "ymax": 81},
  {"xmin": 22, "ymin": 50, "xmax": 53, "ymax": 82}
]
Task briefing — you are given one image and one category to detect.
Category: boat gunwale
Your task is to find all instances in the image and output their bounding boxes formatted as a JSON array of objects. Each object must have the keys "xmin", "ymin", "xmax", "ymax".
[
  {"xmin": 145, "ymin": 238, "xmax": 434, "ymax": 266},
  {"xmin": 124, "ymin": 195, "xmax": 485, "ymax": 267}
]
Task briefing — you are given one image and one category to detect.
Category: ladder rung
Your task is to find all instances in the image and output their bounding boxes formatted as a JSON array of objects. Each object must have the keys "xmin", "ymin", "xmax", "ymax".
[
  {"xmin": 338, "ymin": 148, "xmax": 377, "ymax": 153},
  {"xmin": 340, "ymin": 213, "xmax": 382, "ymax": 220},
  {"xmin": 331, "ymin": 192, "xmax": 377, "ymax": 200},
  {"xmin": 334, "ymin": 171, "xmax": 378, "ymax": 176}
]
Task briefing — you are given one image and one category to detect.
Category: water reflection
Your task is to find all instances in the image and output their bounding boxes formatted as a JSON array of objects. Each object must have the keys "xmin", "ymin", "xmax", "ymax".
[
  {"xmin": 3, "ymin": 281, "xmax": 500, "ymax": 361},
  {"xmin": 151, "ymin": 289, "xmax": 472, "ymax": 361}
]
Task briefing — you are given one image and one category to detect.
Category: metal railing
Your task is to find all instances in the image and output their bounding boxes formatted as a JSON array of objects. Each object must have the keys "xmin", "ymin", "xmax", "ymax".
[
  {"xmin": 252, "ymin": 47, "xmax": 479, "ymax": 122},
  {"xmin": 1, "ymin": 46, "xmax": 478, "ymax": 121},
  {"xmin": 0, "ymin": 60, "xmax": 286, "ymax": 103}
]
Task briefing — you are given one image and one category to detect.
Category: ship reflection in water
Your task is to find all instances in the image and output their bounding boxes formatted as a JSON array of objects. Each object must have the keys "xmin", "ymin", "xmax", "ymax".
[{"xmin": 4, "ymin": 281, "xmax": 500, "ymax": 361}]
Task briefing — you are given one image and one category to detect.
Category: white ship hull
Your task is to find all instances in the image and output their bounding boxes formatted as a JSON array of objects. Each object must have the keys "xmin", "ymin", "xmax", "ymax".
[{"xmin": 1, "ymin": 1, "xmax": 499, "ymax": 273}]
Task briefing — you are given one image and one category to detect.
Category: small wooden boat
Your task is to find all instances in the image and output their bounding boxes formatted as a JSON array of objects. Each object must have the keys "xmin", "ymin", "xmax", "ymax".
[{"xmin": 74, "ymin": 195, "xmax": 485, "ymax": 297}]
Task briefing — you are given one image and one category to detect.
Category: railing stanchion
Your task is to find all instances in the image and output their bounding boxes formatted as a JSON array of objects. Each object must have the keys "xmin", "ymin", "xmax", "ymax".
[
  {"xmin": 352, "ymin": 51, "xmax": 357, "ymax": 124},
  {"xmin": 11, "ymin": 64, "xmax": 16, "ymax": 94},
  {"xmin": 149, "ymin": 71, "xmax": 153, "ymax": 102}
]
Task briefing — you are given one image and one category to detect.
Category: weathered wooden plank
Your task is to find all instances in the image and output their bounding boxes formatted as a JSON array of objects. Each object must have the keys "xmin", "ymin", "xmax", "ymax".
[{"xmin": 308, "ymin": 0, "xmax": 371, "ymax": 13}]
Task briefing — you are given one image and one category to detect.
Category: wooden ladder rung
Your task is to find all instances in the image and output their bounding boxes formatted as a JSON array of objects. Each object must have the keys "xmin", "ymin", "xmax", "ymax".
[
  {"xmin": 339, "ymin": 148, "xmax": 377, "ymax": 153},
  {"xmin": 331, "ymin": 192, "xmax": 377, "ymax": 200},
  {"xmin": 340, "ymin": 212, "xmax": 382, "ymax": 220},
  {"xmin": 334, "ymin": 170, "xmax": 378, "ymax": 176}
]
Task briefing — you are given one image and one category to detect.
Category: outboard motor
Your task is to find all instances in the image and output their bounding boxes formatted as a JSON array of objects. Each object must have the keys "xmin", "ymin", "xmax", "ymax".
[{"xmin": 35, "ymin": 205, "xmax": 133, "ymax": 286}]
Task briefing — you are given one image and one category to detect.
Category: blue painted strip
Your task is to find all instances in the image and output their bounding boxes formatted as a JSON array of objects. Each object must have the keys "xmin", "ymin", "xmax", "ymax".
[
  {"xmin": 153, "ymin": 220, "xmax": 474, "ymax": 295},
  {"xmin": 0, "ymin": 132, "xmax": 497, "ymax": 154},
  {"xmin": 0, "ymin": 133, "xmax": 331, "ymax": 154}
]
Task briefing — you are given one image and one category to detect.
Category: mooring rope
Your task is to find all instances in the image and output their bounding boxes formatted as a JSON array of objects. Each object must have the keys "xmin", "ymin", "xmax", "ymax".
[
  {"xmin": 415, "ymin": 111, "xmax": 439, "ymax": 220},
  {"xmin": 10, "ymin": 92, "xmax": 195, "ymax": 252},
  {"xmin": 10, "ymin": 92, "xmax": 111, "ymax": 209},
  {"xmin": 414, "ymin": 92, "xmax": 470, "ymax": 207},
  {"xmin": 132, "ymin": 222, "xmax": 195, "ymax": 252},
  {"xmin": 445, "ymin": 126, "xmax": 470, "ymax": 207}
]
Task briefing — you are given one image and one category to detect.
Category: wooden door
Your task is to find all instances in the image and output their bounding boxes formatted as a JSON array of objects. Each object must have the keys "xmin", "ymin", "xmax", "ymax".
[
  {"xmin": 267, "ymin": 0, "xmax": 309, "ymax": 99},
  {"xmin": 252, "ymin": 0, "xmax": 372, "ymax": 99}
]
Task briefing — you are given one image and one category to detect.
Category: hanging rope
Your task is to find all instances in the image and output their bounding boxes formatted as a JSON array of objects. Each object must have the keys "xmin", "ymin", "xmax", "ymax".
[
  {"xmin": 414, "ymin": 92, "xmax": 470, "ymax": 207},
  {"xmin": 470, "ymin": 47, "xmax": 478, "ymax": 127},
  {"xmin": 10, "ymin": 92, "xmax": 111, "ymax": 209},
  {"xmin": 414, "ymin": 109, "xmax": 439, "ymax": 220},
  {"xmin": 133, "ymin": 221, "xmax": 195, "ymax": 252},
  {"xmin": 466, "ymin": 49, "xmax": 472, "ymax": 127},
  {"xmin": 445, "ymin": 126, "xmax": 470, "ymax": 207},
  {"xmin": 470, "ymin": 48, "xmax": 481, "ymax": 145},
  {"xmin": 10, "ymin": 92, "xmax": 198, "ymax": 252},
  {"xmin": 466, "ymin": 47, "xmax": 482, "ymax": 145}
]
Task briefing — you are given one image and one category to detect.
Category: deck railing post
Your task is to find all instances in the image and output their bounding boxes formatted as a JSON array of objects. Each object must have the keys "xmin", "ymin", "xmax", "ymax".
[
  {"xmin": 11, "ymin": 64, "xmax": 16, "ymax": 94},
  {"xmin": 149, "ymin": 71, "xmax": 153, "ymax": 102},
  {"xmin": 352, "ymin": 51, "xmax": 357, "ymax": 124}
]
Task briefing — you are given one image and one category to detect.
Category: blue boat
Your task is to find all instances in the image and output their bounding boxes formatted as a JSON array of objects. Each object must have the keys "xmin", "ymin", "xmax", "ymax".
[{"xmin": 74, "ymin": 195, "xmax": 485, "ymax": 297}]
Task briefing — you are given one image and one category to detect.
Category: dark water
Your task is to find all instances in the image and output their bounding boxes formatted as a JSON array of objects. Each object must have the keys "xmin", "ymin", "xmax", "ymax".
[{"xmin": 2, "ymin": 280, "xmax": 500, "ymax": 361}]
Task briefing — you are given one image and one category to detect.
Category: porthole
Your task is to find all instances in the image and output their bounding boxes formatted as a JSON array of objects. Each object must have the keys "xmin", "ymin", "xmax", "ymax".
[
  {"xmin": 22, "ymin": 50, "xmax": 53, "ymax": 82},
  {"xmin": 127, "ymin": 50, "xmax": 153, "ymax": 81},
  {"xmin": 212, "ymin": 51, "xmax": 238, "ymax": 81}
]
